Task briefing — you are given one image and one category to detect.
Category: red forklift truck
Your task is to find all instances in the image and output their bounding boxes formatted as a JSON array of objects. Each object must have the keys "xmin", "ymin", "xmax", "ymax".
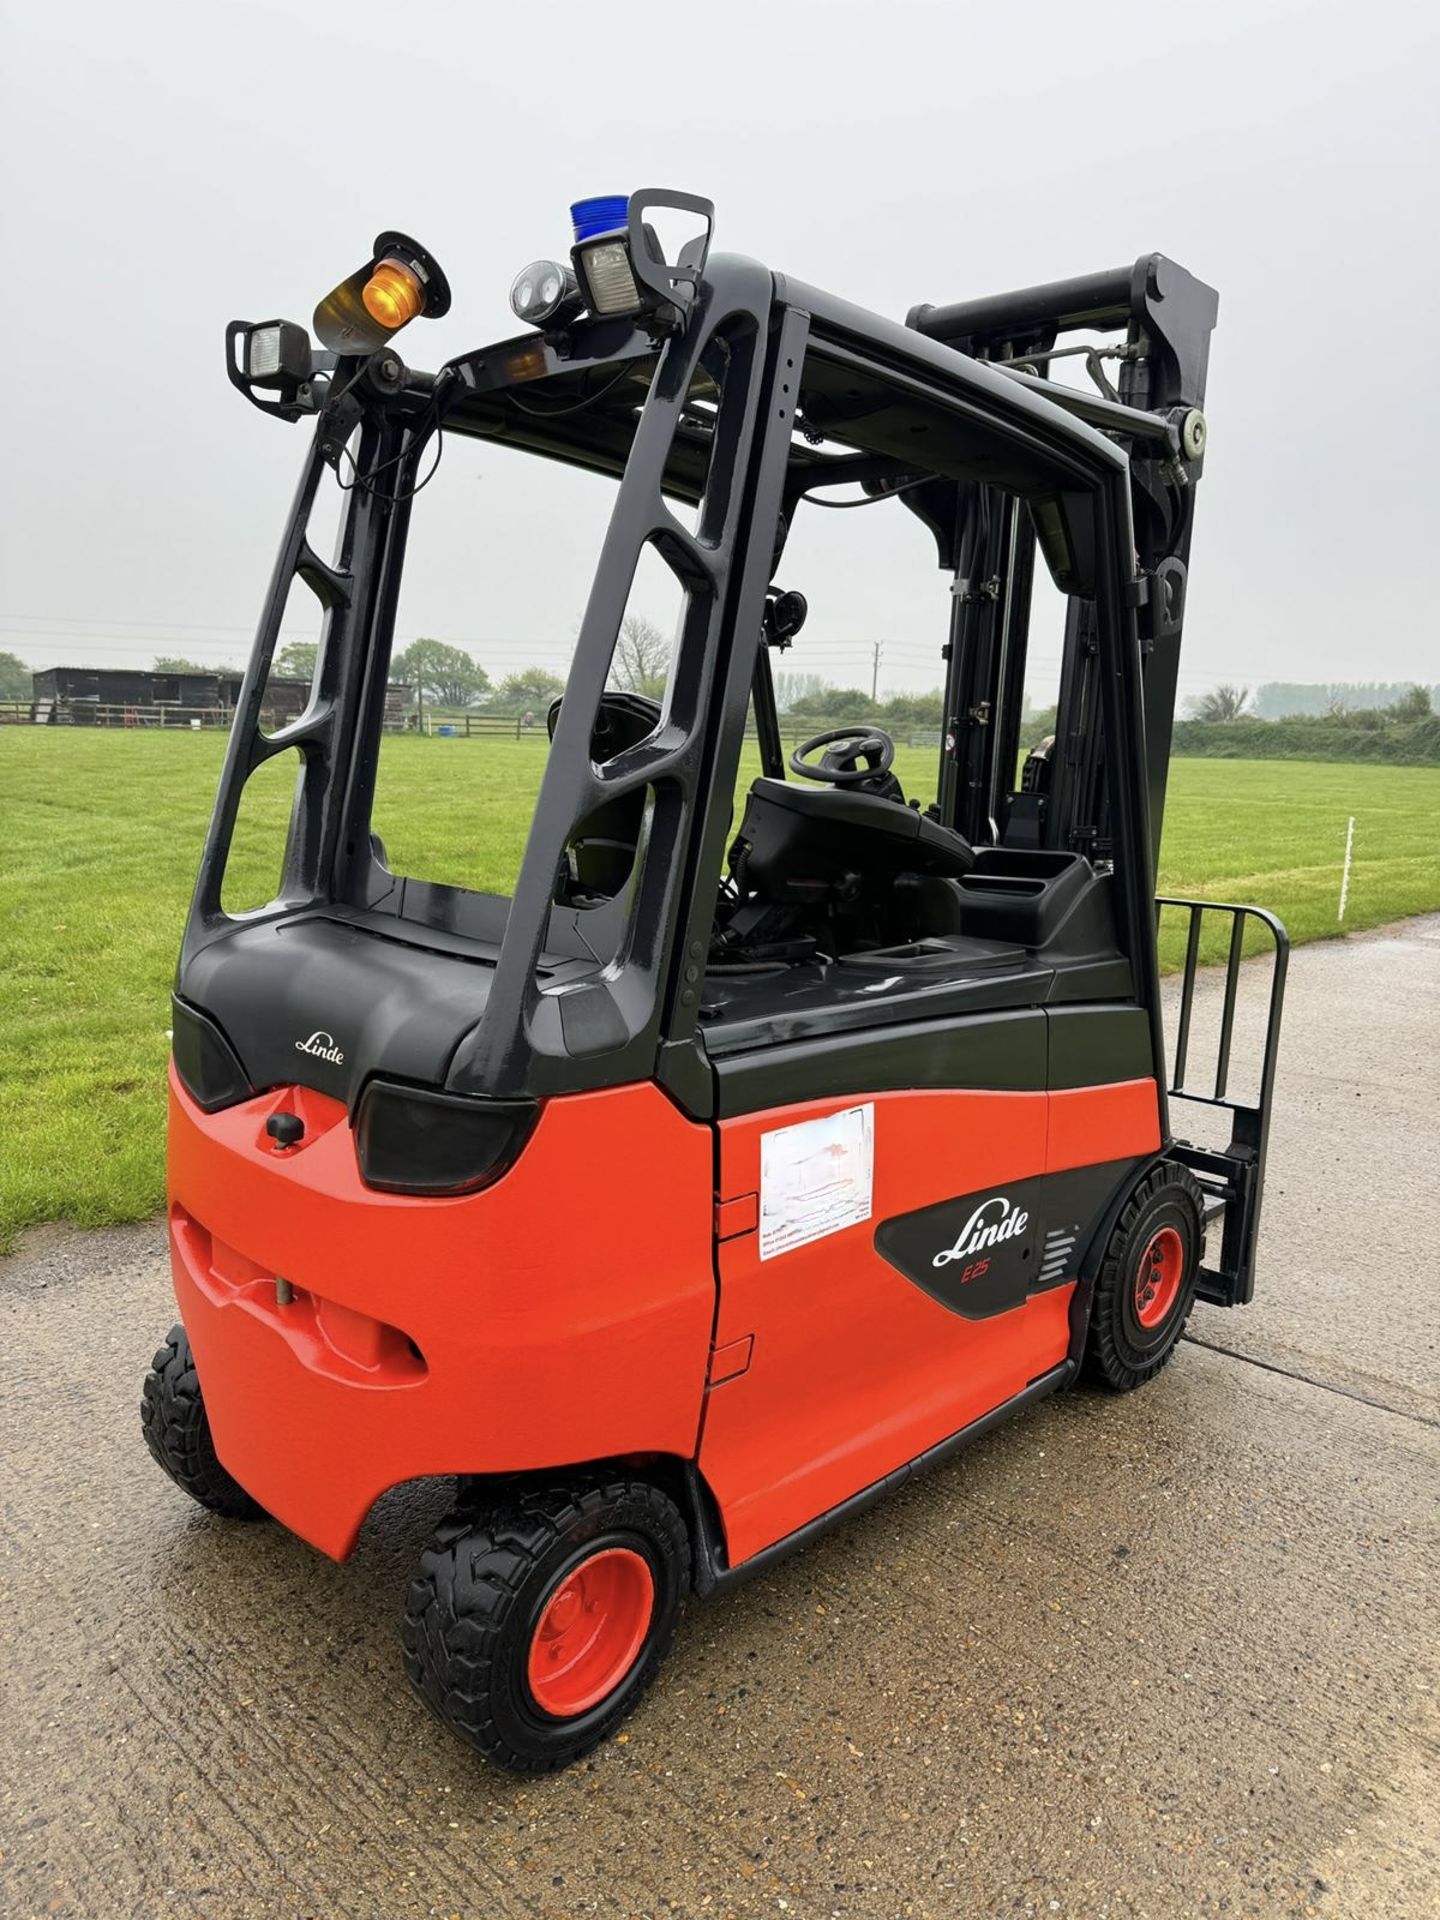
[{"xmin": 142, "ymin": 195, "xmax": 1288, "ymax": 1772}]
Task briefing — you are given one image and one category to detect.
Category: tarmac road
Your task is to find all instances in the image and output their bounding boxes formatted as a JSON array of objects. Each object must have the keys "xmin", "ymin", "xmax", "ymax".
[{"xmin": 2, "ymin": 917, "xmax": 1437, "ymax": 1920}]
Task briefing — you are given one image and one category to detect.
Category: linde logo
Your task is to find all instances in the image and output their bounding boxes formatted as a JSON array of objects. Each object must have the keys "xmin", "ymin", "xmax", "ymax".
[
  {"xmin": 295, "ymin": 1030, "xmax": 345, "ymax": 1065},
  {"xmin": 933, "ymin": 1196, "xmax": 1029, "ymax": 1269}
]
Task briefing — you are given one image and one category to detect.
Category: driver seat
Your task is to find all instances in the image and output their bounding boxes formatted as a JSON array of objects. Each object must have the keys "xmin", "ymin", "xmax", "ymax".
[{"xmin": 731, "ymin": 777, "xmax": 975, "ymax": 904}]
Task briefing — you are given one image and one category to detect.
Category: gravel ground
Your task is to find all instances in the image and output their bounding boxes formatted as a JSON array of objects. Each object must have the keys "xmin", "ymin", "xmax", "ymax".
[{"xmin": 2, "ymin": 918, "xmax": 1437, "ymax": 1920}]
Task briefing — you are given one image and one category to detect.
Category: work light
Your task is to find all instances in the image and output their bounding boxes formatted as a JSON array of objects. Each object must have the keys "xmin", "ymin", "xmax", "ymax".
[
  {"xmin": 243, "ymin": 320, "xmax": 311, "ymax": 389},
  {"xmin": 313, "ymin": 230, "xmax": 452, "ymax": 355},
  {"xmin": 225, "ymin": 317, "xmax": 317, "ymax": 420},
  {"xmin": 509, "ymin": 258, "xmax": 583, "ymax": 328},
  {"xmin": 571, "ymin": 198, "xmax": 644, "ymax": 318},
  {"xmin": 506, "ymin": 192, "xmax": 716, "ymax": 331}
]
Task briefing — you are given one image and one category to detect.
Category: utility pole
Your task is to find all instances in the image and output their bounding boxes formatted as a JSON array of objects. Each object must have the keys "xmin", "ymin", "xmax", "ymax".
[{"xmin": 871, "ymin": 640, "xmax": 882, "ymax": 703}]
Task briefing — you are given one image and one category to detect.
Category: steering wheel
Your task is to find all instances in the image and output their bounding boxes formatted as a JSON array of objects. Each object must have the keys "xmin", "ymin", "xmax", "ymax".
[{"xmin": 790, "ymin": 725, "xmax": 897, "ymax": 787}]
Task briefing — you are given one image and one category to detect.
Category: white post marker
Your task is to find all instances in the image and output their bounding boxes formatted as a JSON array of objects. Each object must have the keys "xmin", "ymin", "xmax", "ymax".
[{"xmin": 1338, "ymin": 814, "xmax": 1355, "ymax": 921}]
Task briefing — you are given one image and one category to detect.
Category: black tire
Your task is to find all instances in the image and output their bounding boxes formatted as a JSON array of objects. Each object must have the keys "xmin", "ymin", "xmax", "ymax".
[
  {"xmin": 403, "ymin": 1472, "xmax": 689, "ymax": 1773},
  {"xmin": 140, "ymin": 1323, "xmax": 264, "ymax": 1519},
  {"xmin": 1081, "ymin": 1161, "xmax": 1206, "ymax": 1392}
]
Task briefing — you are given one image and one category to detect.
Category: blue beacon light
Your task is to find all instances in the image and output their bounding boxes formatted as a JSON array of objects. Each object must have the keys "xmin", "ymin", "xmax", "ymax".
[{"xmin": 571, "ymin": 196, "xmax": 630, "ymax": 242}]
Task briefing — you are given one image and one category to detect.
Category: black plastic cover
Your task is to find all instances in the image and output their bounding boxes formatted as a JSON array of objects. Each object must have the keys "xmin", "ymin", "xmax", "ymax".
[{"xmin": 179, "ymin": 915, "xmax": 502, "ymax": 1110}]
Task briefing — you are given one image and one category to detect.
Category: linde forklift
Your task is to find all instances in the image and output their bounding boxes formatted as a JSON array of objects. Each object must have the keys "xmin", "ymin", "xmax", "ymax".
[{"xmin": 142, "ymin": 193, "xmax": 1287, "ymax": 1771}]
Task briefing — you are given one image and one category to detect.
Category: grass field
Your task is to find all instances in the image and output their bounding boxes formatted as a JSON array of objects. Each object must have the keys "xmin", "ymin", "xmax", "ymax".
[{"xmin": 1, "ymin": 730, "xmax": 1436, "ymax": 1252}]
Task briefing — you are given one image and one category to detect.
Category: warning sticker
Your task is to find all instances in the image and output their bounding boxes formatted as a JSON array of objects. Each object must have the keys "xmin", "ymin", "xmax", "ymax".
[{"xmin": 759, "ymin": 1104, "xmax": 875, "ymax": 1262}]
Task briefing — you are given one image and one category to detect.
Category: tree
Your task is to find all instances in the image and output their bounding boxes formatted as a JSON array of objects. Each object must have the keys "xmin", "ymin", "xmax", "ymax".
[
  {"xmin": 0, "ymin": 650, "xmax": 31, "ymax": 700},
  {"xmin": 153, "ymin": 655, "xmax": 229, "ymax": 674},
  {"xmin": 496, "ymin": 667, "xmax": 565, "ymax": 712},
  {"xmin": 274, "ymin": 640, "xmax": 318, "ymax": 683},
  {"xmin": 828, "ymin": 688, "xmax": 882, "ymax": 720},
  {"xmin": 773, "ymin": 669, "xmax": 827, "ymax": 713},
  {"xmin": 883, "ymin": 689, "xmax": 945, "ymax": 727},
  {"xmin": 1020, "ymin": 701, "xmax": 1058, "ymax": 747},
  {"xmin": 1189, "ymin": 683, "xmax": 1251, "ymax": 723},
  {"xmin": 610, "ymin": 615, "xmax": 670, "ymax": 699},
  {"xmin": 1252, "ymin": 681, "xmax": 1440, "ymax": 719},
  {"xmin": 1389, "ymin": 684, "xmax": 1433, "ymax": 719},
  {"xmin": 393, "ymin": 638, "xmax": 491, "ymax": 709}
]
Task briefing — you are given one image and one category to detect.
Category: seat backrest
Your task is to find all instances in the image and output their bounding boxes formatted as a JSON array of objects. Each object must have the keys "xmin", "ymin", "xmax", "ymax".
[{"xmin": 546, "ymin": 691, "xmax": 661, "ymax": 899}]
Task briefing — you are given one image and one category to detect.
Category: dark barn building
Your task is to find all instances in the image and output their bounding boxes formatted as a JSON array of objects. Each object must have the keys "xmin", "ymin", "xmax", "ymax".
[
  {"xmin": 30, "ymin": 666, "xmax": 315, "ymax": 727},
  {"xmin": 29, "ymin": 666, "xmax": 410, "ymax": 728}
]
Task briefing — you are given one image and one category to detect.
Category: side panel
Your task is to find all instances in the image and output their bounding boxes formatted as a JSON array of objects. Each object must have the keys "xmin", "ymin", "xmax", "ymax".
[
  {"xmin": 167, "ymin": 1070, "xmax": 715, "ymax": 1559},
  {"xmin": 698, "ymin": 1080, "xmax": 1160, "ymax": 1566}
]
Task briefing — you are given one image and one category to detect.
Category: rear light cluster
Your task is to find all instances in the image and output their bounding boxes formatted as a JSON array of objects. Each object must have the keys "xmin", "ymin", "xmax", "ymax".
[
  {"xmin": 172, "ymin": 998, "xmax": 534, "ymax": 1196},
  {"xmin": 353, "ymin": 1080, "xmax": 538, "ymax": 1196},
  {"xmin": 171, "ymin": 996, "xmax": 254, "ymax": 1112}
]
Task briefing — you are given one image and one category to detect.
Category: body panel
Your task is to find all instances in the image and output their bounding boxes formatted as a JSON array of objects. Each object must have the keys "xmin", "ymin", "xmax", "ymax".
[
  {"xmin": 167, "ymin": 1068, "xmax": 715, "ymax": 1559},
  {"xmin": 697, "ymin": 1078, "xmax": 1160, "ymax": 1565}
]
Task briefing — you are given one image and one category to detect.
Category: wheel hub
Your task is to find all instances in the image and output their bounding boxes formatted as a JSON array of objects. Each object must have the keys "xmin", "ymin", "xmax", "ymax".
[
  {"xmin": 1134, "ymin": 1225, "xmax": 1185, "ymax": 1329},
  {"xmin": 526, "ymin": 1546, "xmax": 655, "ymax": 1718}
]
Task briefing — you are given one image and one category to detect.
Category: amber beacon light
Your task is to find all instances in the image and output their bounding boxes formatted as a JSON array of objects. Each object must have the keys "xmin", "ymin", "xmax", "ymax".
[
  {"xmin": 313, "ymin": 230, "xmax": 451, "ymax": 356},
  {"xmin": 363, "ymin": 258, "xmax": 425, "ymax": 331}
]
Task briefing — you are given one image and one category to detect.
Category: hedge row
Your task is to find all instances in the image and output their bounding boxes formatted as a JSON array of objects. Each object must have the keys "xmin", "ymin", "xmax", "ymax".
[{"xmin": 1171, "ymin": 716, "xmax": 1440, "ymax": 765}]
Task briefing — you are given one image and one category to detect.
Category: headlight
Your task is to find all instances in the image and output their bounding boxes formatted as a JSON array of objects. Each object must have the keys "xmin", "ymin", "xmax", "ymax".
[
  {"xmin": 509, "ymin": 258, "xmax": 582, "ymax": 328},
  {"xmin": 354, "ymin": 1080, "xmax": 538, "ymax": 1196}
]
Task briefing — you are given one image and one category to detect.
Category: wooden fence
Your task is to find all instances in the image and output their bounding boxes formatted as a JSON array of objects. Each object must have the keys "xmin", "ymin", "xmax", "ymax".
[
  {"xmin": 2, "ymin": 700, "xmax": 943, "ymax": 753},
  {"xmin": 412, "ymin": 713, "xmax": 544, "ymax": 739},
  {"xmin": 3, "ymin": 700, "xmax": 289, "ymax": 731},
  {"xmin": 1, "ymin": 701, "xmax": 473, "ymax": 734}
]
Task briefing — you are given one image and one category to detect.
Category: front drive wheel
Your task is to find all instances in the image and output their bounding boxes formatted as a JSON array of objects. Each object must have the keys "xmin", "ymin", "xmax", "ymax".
[
  {"xmin": 141, "ymin": 1323, "xmax": 264, "ymax": 1519},
  {"xmin": 1082, "ymin": 1161, "xmax": 1206, "ymax": 1392},
  {"xmin": 403, "ymin": 1473, "xmax": 689, "ymax": 1773}
]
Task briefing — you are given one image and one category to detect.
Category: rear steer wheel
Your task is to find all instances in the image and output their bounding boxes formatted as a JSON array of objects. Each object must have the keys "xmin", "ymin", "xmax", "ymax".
[
  {"xmin": 140, "ymin": 1323, "xmax": 264, "ymax": 1519},
  {"xmin": 1081, "ymin": 1161, "xmax": 1206, "ymax": 1392},
  {"xmin": 402, "ymin": 1471, "xmax": 689, "ymax": 1773}
]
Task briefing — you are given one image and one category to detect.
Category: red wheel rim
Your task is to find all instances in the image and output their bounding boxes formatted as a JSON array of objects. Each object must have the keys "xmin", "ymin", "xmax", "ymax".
[
  {"xmin": 526, "ymin": 1547, "xmax": 655, "ymax": 1718},
  {"xmin": 1134, "ymin": 1225, "xmax": 1185, "ymax": 1329}
]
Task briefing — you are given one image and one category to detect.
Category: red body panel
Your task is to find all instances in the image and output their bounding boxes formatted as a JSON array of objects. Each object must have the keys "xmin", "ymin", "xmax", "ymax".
[
  {"xmin": 167, "ymin": 1057, "xmax": 1159, "ymax": 1572},
  {"xmin": 167, "ymin": 1067, "xmax": 715, "ymax": 1559},
  {"xmin": 697, "ymin": 1081, "xmax": 1161, "ymax": 1565},
  {"xmin": 1047, "ymin": 1079, "xmax": 1160, "ymax": 1174}
]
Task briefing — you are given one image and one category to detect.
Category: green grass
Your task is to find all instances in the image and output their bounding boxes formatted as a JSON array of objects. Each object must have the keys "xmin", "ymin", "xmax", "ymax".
[{"xmin": 1, "ymin": 731, "xmax": 1436, "ymax": 1252}]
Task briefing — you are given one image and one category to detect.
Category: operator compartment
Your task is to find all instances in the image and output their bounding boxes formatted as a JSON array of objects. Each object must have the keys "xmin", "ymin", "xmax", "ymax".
[
  {"xmin": 676, "ymin": 311, "xmax": 1143, "ymax": 1063},
  {"xmin": 700, "ymin": 739, "xmax": 1127, "ymax": 1054},
  {"xmin": 189, "ymin": 207, "xmax": 1164, "ymax": 1144}
]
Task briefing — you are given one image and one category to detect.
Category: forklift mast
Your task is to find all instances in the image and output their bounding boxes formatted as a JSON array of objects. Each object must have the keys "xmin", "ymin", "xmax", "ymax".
[{"xmin": 907, "ymin": 257, "xmax": 1218, "ymax": 869}]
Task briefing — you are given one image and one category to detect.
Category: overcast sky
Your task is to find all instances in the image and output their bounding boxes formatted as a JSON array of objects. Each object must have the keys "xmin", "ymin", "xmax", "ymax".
[{"xmin": 2, "ymin": 0, "xmax": 1436, "ymax": 703}]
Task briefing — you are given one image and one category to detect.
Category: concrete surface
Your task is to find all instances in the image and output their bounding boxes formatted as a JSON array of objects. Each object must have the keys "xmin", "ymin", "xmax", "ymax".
[{"xmin": 2, "ymin": 918, "xmax": 1437, "ymax": 1920}]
